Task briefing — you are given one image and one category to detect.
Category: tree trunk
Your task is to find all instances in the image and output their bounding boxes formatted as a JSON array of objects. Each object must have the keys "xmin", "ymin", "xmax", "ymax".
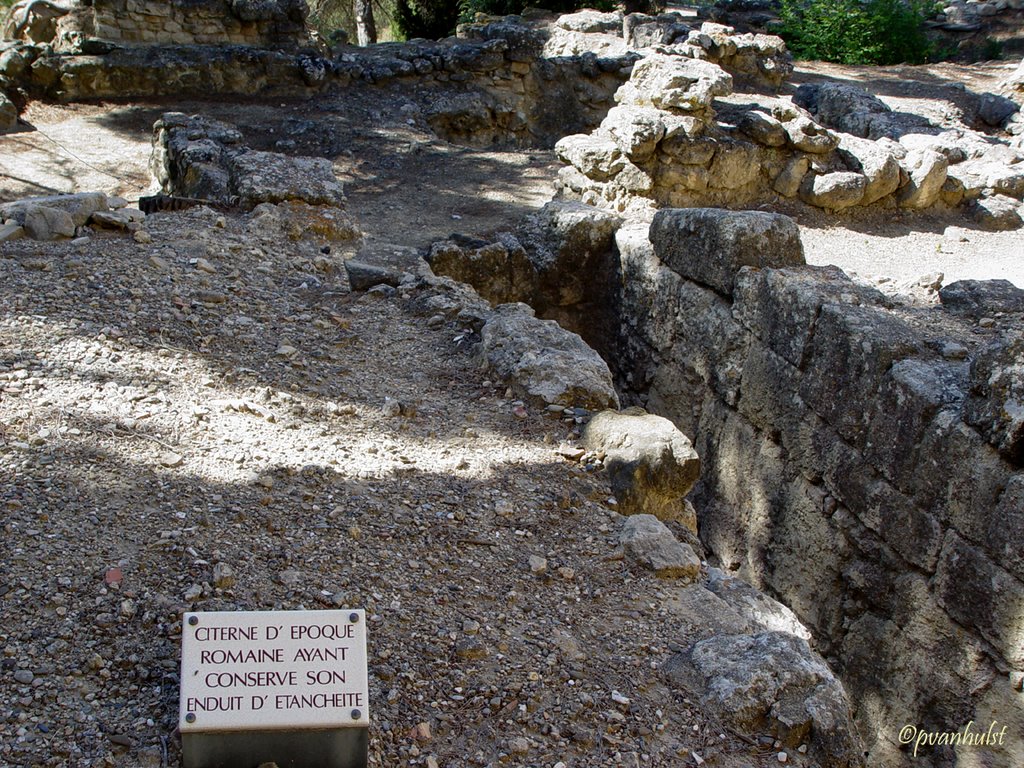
[{"xmin": 355, "ymin": 0, "xmax": 377, "ymax": 46}]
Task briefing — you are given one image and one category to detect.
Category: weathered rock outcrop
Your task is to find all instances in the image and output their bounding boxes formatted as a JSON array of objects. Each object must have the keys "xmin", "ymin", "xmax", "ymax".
[
  {"xmin": 619, "ymin": 513, "xmax": 701, "ymax": 579},
  {"xmin": 665, "ymin": 631, "xmax": 863, "ymax": 767},
  {"xmin": 477, "ymin": 302, "xmax": 619, "ymax": 411},
  {"xmin": 583, "ymin": 406, "xmax": 700, "ymax": 525},
  {"xmin": 602, "ymin": 209, "xmax": 1024, "ymax": 766}
]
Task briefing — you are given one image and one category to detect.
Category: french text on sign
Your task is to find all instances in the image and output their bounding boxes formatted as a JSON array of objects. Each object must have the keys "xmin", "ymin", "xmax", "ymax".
[{"xmin": 179, "ymin": 609, "xmax": 369, "ymax": 733}]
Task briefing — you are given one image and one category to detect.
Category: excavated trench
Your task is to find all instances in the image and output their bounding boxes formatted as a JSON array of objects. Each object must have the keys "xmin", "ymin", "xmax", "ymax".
[{"xmin": 425, "ymin": 199, "xmax": 1024, "ymax": 768}]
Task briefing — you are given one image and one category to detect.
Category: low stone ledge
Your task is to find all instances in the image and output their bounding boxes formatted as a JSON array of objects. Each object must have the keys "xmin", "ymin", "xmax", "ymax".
[{"xmin": 650, "ymin": 208, "xmax": 804, "ymax": 296}]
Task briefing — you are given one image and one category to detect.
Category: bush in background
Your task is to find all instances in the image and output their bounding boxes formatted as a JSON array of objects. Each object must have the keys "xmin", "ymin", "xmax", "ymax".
[
  {"xmin": 394, "ymin": 0, "xmax": 463, "ymax": 39},
  {"xmin": 777, "ymin": 0, "xmax": 934, "ymax": 65}
]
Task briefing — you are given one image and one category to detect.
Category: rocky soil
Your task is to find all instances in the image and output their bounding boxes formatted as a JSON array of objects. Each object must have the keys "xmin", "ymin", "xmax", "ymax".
[{"xmin": 1, "ymin": 201, "xmax": 825, "ymax": 767}]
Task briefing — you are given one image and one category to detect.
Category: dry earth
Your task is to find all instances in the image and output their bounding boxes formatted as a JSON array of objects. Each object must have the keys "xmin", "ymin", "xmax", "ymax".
[
  {"xmin": 1, "ymin": 56, "xmax": 1023, "ymax": 768},
  {"xmin": 0, "ymin": 206, "xmax": 774, "ymax": 767}
]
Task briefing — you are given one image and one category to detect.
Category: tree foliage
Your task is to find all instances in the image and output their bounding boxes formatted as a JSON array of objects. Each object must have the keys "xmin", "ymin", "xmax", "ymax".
[
  {"xmin": 777, "ymin": 0, "xmax": 934, "ymax": 65},
  {"xmin": 393, "ymin": 0, "xmax": 462, "ymax": 39}
]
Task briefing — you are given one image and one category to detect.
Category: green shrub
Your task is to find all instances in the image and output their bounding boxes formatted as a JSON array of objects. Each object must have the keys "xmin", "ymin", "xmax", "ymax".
[{"xmin": 778, "ymin": 0, "xmax": 934, "ymax": 65}]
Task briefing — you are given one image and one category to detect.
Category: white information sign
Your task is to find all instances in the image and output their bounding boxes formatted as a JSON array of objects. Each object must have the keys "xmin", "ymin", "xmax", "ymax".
[{"xmin": 179, "ymin": 609, "xmax": 369, "ymax": 733}]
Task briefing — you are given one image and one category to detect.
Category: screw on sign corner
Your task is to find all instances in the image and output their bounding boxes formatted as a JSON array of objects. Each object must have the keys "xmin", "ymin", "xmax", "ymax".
[
  {"xmin": 188, "ymin": 616, "xmax": 199, "ymax": 626},
  {"xmin": 349, "ymin": 612, "xmax": 359, "ymax": 623},
  {"xmin": 185, "ymin": 713, "xmax": 196, "ymax": 723},
  {"xmin": 351, "ymin": 709, "xmax": 361, "ymax": 720}
]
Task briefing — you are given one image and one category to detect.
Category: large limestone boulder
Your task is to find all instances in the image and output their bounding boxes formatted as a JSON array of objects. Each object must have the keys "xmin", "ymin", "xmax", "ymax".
[
  {"xmin": 650, "ymin": 208, "xmax": 805, "ymax": 296},
  {"xmin": 799, "ymin": 171, "xmax": 867, "ymax": 210},
  {"xmin": 780, "ymin": 113, "xmax": 838, "ymax": 154},
  {"xmin": 793, "ymin": 81, "xmax": 894, "ymax": 139},
  {"xmin": 837, "ymin": 134, "xmax": 902, "ymax": 205},
  {"xmin": 227, "ymin": 151, "xmax": 344, "ymax": 208},
  {"xmin": 0, "ymin": 191, "xmax": 108, "ymax": 227},
  {"xmin": 705, "ymin": 568, "xmax": 812, "ymax": 640},
  {"xmin": 554, "ymin": 134, "xmax": 625, "ymax": 181},
  {"xmin": 619, "ymin": 54, "xmax": 732, "ymax": 113},
  {"xmin": 0, "ymin": 192, "xmax": 109, "ymax": 240},
  {"xmin": 624, "ymin": 12, "xmax": 692, "ymax": 49},
  {"xmin": 738, "ymin": 109, "xmax": 787, "ymax": 147},
  {"xmin": 978, "ymin": 92, "xmax": 1019, "ymax": 127},
  {"xmin": 939, "ymin": 279, "xmax": 1024, "ymax": 317},
  {"xmin": 664, "ymin": 631, "xmax": 864, "ymax": 766},
  {"xmin": 964, "ymin": 332, "xmax": 1024, "ymax": 463},
  {"xmin": 554, "ymin": 9, "xmax": 623, "ymax": 34},
  {"xmin": 583, "ymin": 406, "xmax": 701, "ymax": 523},
  {"xmin": 967, "ymin": 195, "xmax": 1024, "ymax": 231},
  {"xmin": 619, "ymin": 514, "xmax": 701, "ymax": 580},
  {"xmin": 544, "ymin": 10, "xmax": 627, "ymax": 56},
  {"xmin": 599, "ymin": 105, "xmax": 668, "ymax": 161},
  {"xmin": 19, "ymin": 205, "xmax": 75, "ymax": 240},
  {"xmin": 772, "ymin": 155, "xmax": 810, "ymax": 198},
  {"xmin": 478, "ymin": 303, "xmax": 619, "ymax": 410},
  {"xmin": 897, "ymin": 148, "xmax": 948, "ymax": 209}
]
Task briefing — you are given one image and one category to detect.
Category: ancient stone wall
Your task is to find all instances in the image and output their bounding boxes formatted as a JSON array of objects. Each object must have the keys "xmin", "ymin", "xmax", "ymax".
[
  {"xmin": 612, "ymin": 211, "xmax": 1024, "ymax": 766},
  {"xmin": 554, "ymin": 23, "xmax": 1024, "ymax": 229},
  {"xmin": 4, "ymin": 0, "xmax": 310, "ymax": 51},
  {"xmin": 2, "ymin": 24, "xmax": 631, "ymax": 148}
]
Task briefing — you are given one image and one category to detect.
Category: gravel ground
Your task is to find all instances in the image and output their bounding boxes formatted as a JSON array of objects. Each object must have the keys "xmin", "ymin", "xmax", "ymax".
[
  {"xmin": 796, "ymin": 207, "xmax": 1024, "ymax": 291},
  {"xmin": 0, "ymin": 207, "xmax": 792, "ymax": 768}
]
